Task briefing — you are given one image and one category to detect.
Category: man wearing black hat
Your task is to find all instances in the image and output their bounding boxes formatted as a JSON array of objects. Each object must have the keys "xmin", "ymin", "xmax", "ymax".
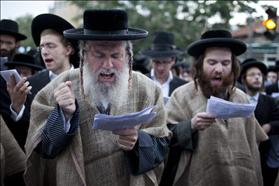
[
  {"xmin": 5, "ymin": 14, "xmax": 79, "ymax": 150},
  {"xmin": 5, "ymin": 53, "xmax": 43, "ymax": 78},
  {"xmin": 161, "ymin": 30, "xmax": 267, "ymax": 186},
  {"xmin": 266, "ymin": 60, "xmax": 279, "ymax": 97},
  {"xmin": 266, "ymin": 66, "xmax": 278, "ymax": 87},
  {"xmin": 240, "ymin": 58, "xmax": 279, "ymax": 186},
  {"xmin": 0, "ymin": 19, "xmax": 27, "ymax": 61},
  {"xmin": 25, "ymin": 9, "xmax": 170, "ymax": 186},
  {"xmin": 143, "ymin": 31, "xmax": 187, "ymax": 101}
]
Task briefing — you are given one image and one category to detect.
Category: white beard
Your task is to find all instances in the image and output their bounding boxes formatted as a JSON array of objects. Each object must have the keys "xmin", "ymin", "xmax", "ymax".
[{"xmin": 83, "ymin": 62, "xmax": 129, "ymax": 110}]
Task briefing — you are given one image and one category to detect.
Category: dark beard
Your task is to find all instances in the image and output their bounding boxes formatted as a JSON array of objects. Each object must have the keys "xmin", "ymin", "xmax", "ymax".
[
  {"xmin": 245, "ymin": 82, "xmax": 262, "ymax": 93},
  {"xmin": 198, "ymin": 72, "xmax": 234, "ymax": 100},
  {"xmin": 0, "ymin": 48, "xmax": 16, "ymax": 59}
]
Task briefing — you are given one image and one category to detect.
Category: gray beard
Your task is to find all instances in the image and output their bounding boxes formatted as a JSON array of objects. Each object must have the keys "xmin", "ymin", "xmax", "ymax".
[{"xmin": 83, "ymin": 63, "xmax": 129, "ymax": 110}]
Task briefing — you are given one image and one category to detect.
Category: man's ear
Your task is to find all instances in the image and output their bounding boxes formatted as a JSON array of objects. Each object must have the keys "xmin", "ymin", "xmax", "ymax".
[
  {"xmin": 66, "ymin": 45, "xmax": 74, "ymax": 55},
  {"xmin": 15, "ymin": 41, "xmax": 20, "ymax": 48}
]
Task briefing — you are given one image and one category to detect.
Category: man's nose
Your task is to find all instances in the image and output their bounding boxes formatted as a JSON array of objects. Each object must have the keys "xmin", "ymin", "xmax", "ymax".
[
  {"xmin": 214, "ymin": 63, "xmax": 223, "ymax": 72},
  {"xmin": 103, "ymin": 57, "xmax": 113, "ymax": 68},
  {"xmin": 41, "ymin": 48, "xmax": 49, "ymax": 56}
]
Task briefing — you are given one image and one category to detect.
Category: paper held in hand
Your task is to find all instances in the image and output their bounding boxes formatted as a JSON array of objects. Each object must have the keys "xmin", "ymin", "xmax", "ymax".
[
  {"xmin": 206, "ymin": 96, "xmax": 257, "ymax": 119},
  {"xmin": 92, "ymin": 106, "xmax": 157, "ymax": 131},
  {"xmin": 0, "ymin": 69, "xmax": 21, "ymax": 83}
]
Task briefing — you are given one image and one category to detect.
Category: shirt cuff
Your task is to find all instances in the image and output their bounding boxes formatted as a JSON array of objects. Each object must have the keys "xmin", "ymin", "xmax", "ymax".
[
  {"xmin": 10, "ymin": 104, "xmax": 25, "ymax": 122},
  {"xmin": 59, "ymin": 108, "xmax": 73, "ymax": 133}
]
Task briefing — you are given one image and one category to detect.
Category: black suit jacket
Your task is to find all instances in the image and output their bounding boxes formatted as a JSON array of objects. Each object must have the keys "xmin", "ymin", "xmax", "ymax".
[
  {"xmin": 146, "ymin": 73, "xmax": 187, "ymax": 96},
  {"xmin": 255, "ymin": 94, "xmax": 279, "ymax": 155},
  {"xmin": 265, "ymin": 82, "xmax": 279, "ymax": 96},
  {"xmin": 255, "ymin": 94, "xmax": 279, "ymax": 135},
  {"xmin": 27, "ymin": 70, "xmax": 51, "ymax": 101}
]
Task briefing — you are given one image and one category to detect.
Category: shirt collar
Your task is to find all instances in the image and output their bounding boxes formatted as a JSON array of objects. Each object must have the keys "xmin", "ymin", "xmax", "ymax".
[
  {"xmin": 248, "ymin": 92, "xmax": 259, "ymax": 103},
  {"xmin": 150, "ymin": 69, "xmax": 173, "ymax": 83}
]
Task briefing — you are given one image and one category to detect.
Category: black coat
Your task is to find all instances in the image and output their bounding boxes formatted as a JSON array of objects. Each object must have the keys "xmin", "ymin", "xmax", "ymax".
[
  {"xmin": 255, "ymin": 94, "xmax": 279, "ymax": 134},
  {"xmin": 256, "ymin": 93, "xmax": 279, "ymax": 186},
  {"xmin": 265, "ymin": 82, "xmax": 279, "ymax": 96}
]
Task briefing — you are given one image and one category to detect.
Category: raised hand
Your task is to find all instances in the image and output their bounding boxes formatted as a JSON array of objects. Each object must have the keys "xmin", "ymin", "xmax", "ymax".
[
  {"xmin": 54, "ymin": 81, "xmax": 76, "ymax": 121},
  {"xmin": 7, "ymin": 75, "xmax": 31, "ymax": 113}
]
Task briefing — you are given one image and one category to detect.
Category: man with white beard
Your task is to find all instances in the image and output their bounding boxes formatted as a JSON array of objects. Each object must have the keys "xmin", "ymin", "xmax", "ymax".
[
  {"xmin": 82, "ymin": 41, "xmax": 130, "ymax": 111},
  {"xmin": 25, "ymin": 9, "xmax": 170, "ymax": 186}
]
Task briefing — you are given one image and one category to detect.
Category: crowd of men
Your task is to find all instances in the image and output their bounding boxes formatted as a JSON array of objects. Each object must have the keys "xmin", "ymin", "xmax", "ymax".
[{"xmin": 0, "ymin": 8, "xmax": 279, "ymax": 186}]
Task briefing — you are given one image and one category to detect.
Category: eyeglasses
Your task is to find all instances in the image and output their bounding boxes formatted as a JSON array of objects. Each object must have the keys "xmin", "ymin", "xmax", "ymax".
[{"xmin": 38, "ymin": 43, "xmax": 57, "ymax": 52}]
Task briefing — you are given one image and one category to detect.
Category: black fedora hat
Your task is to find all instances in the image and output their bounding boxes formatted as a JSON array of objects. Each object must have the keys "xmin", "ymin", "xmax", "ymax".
[
  {"xmin": 64, "ymin": 9, "xmax": 148, "ymax": 41},
  {"xmin": 5, "ymin": 53, "xmax": 44, "ymax": 70},
  {"xmin": 267, "ymin": 66, "xmax": 278, "ymax": 73},
  {"xmin": 240, "ymin": 58, "xmax": 267, "ymax": 77},
  {"xmin": 187, "ymin": 29, "xmax": 246, "ymax": 57},
  {"xmin": 0, "ymin": 19, "xmax": 27, "ymax": 41},
  {"xmin": 31, "ymin": 14, "xmax": 75, "ymax": 46},
  {"xmin": 31, "ymin": 14, "xmax": 80, "ymax": 68},
  {"xmin": 142, "ymin": 31, "xmax": 182, "ymax": 58}
]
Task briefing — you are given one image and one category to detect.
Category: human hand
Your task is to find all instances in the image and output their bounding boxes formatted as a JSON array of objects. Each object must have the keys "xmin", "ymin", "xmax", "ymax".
[
  {"xmin": 191, "ymin": 112, "xmax": 216, "ymax": 131},
  {"xmin": 7, "ymin": 75, "xmax": 31, "ymax": 113},
  {"xmin": 262, "ymin": 123, "xmax": 271, "ymax": 134},
  {"xmin": 54, "ymin": 81, "xmax": 76, "ymax": 121},
  {"xmin": 113, "ymin": 127, "xmax": 138, "ymax": 151}
]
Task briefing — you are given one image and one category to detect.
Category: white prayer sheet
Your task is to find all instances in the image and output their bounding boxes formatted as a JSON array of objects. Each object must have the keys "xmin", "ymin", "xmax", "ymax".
[
  {"xmin": 92, "ymin": 106, "xmax": 157, "ymax": 131},
  {"xmin": 206, "ymin": 96, "xmax": 257, "ymax": 119},
  {"xmin": 0, "ymin": 69, "xmax": 21, "ymax": 83}
]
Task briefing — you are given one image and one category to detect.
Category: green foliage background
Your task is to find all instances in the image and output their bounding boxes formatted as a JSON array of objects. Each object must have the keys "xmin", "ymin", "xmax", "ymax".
[{"xmin": 16, "ymin": 0, "xmax": 264, "ymax": 58}]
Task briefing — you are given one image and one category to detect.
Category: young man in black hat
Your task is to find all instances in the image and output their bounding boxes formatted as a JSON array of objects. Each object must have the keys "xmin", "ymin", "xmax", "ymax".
[
  {"xmin": 143, "ymin": 31, "xmax": 187, "ymax": 101},
  {"xmin": 5, "ymin": 14, "xmax": 79, "ymax": 149},
  {"xmin": 25, "ymin": 9, "xmax": 170, "ymax": 186},
  {"xmin": 161, "ymin": 30, "xmax": 267, "ymax": 186},
  {"xmin": 240, "ymin": 58, "xmax": 279, "ymax": 186}
]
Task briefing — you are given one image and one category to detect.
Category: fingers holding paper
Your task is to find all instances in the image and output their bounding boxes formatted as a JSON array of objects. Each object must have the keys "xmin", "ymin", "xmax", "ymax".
[
  {"xmin": 113, "ymin": 127, "xmax": 138, "ymax": 151},
  {"xmin": 191, "ymin": 112, "xmax": 216, "ymax": 131}
]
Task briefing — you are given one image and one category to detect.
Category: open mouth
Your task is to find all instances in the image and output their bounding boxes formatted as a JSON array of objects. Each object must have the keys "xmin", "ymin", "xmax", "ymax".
[
  {"xmin": 211, "ymin": 77, "xmax": 222, "ymax": 86},
  {"xmin": 44, "ymin": 58, "xmax": 53, "ymax": 64},
  {"xmin": 99, "ymin": 72, "xmax": 115, "ymax": 82}
]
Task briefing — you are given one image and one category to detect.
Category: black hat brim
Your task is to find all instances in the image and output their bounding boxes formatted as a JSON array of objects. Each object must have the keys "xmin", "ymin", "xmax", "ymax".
[
  {"xmin": 187, "ymin": 38, "xmax": 247, "ymax": 57},
  {"xmin": 31, "ymin": 14, "xmax": 80, "ymax": 68},
  {"xmin": 32, "ymin": 14, "xmax": 75, "ymax": 46},
  {"xmin": 63, "ymin": 28, "xmax": 148, "ymax": 40},
  {"xmin": 240, "ymin": 61, "xmax": 268, "ymax": 76},
  {"xmin": 5, "ymin": 61, "xmax": 44, "ymax": 70},
  {"xmin": 142, "ymin": 49, "xmax": 182, "ymax": 58},
  {"xmin": 0, "ymin": 30, "xmax": 27, "ymax": 41}
]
